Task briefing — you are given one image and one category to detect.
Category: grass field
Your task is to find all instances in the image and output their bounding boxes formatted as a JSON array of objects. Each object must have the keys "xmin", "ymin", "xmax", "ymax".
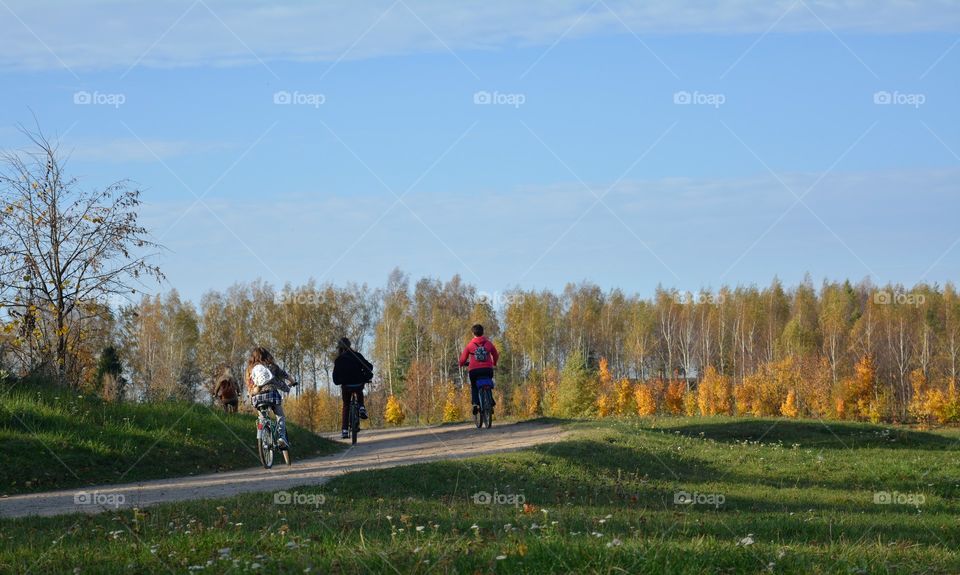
[
  {"xmin": 2, "ymin": 416, "xmax": 958, "ymax": 573},
  {"xmin": 0, "ymin": 385, "xmax": 340, "ymax": 496}
]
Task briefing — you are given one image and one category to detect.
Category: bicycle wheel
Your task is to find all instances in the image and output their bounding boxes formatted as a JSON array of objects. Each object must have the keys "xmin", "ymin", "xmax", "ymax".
[
  {"xmin": 258, "ymin": 423, "xmax": 275, "ymax": 469},
  {"xmin": 482, "ymin": 388, "xmax": 493, "ymax": 429},
  {"xmin": 474, "ymin": 393, "xmax": 483, "ymax": 429},
  {"xmin": 350, "ymin": 397, "xmax": 359, "ymax": 445}
]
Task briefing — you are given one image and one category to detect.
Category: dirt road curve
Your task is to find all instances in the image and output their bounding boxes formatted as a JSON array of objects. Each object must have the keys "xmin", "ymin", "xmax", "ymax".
[{"xmin": 0, "ymin": 421, "xmax": 566, "ymax": 519}]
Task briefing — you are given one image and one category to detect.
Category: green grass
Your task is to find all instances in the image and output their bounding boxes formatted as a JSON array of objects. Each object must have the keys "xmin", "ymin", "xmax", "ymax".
[
  {"xmin": 2, "ymin": 417, "xmax": 959, "ymax": 574},
  {"xmin": 0, "ymin": 385, "xmax": 340, "ymax": 495}
]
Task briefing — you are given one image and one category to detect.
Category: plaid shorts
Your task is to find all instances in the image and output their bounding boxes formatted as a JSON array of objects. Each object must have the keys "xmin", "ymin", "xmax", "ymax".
[{"xmin": 251, "ymin": 388, "xmax": 282, "ymax": 408}]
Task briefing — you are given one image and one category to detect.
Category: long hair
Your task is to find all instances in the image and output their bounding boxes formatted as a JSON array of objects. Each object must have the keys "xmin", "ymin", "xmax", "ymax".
[{"xmin": 245, "ymin": 347, "xmax": 276, "ymax": 394}]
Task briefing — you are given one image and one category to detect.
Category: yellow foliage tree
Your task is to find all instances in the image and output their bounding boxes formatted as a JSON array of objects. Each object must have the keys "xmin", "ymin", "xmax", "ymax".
[
  {"xmin": 595, "ymin": 357, "xmax": 616, "ymax": 417},
  {"xmin": 525, "ymin": 383, "xmax": 543, "ymax": 418},
  {"xmin": 907, "ymin": 368, "xmax": 929, "ymax": 423},
  {"xmin": 511, "ymin": 386, "xmax": 524, "ymax": 417},
  {"xmin": 697, "ymin": 366, "xmax": 732, "ymax": 416},
  {"xmin": 916, "ymin": 378, "xmax": 960, "ymax": 425},
  {"xmin": 801, "ymin": 357, "xmax": 834, "ymax": 419},
  {"xmin": 442, "ymin": 385, "xmax": 462, "ymax": 423},
  {"xmin": 735, "ymin": 374, "xmax": 760, "ymax": 416},
  {"xmin": 542, "ymin": 368, "xmax": 560, "ymax": 417},
  {"xmin": 634, "ymin": 382, "xmax": 657, "ymax": 416},
  {"xmin": 384, "ymin": 394, "xmax": 405, "ymax": 426},
  {"xmin": 839, "ymin": 355, "xmax": 877, "ymax": 420},
  {"xmin": 834, "ymin": 396, "xmax": 847, "ymax": 420},
  {"xmin": 493, "ymin": 389, "xmax": 505, "ymax": 414},
  {"xmin": 614, "ymin": 378, "xmax": 633, "ymax": 415},
  {"xmin": 683, "ymin": 387, "xmax": 698, "ymax": 416},
  {"xmin": 597, "ymin": 393, "xmax": 614, "ymax": 417},
  {"xmin": 780, "ymin": 389, "xmax": 799, "ymax": 418},
  {"xmin": 286, "ymin": 388, "xmax": 339, "ymax": 432}
]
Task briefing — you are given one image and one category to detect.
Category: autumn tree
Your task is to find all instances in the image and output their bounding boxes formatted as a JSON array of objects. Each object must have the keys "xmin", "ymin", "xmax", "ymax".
[
  {"xmin": 557, "ymin": 351, "xmax": 596, "ymax": 418},
  {"xmin": 697, "ymin": 366, "xmax": 732, "ymax": 416},
  {"xmin": 384, "ymin": 394, "xmax": 406, "ymax": 426},
  {"xmin": 442, "ymin": 383, "xmax": 463, "ymax": 423},
  {"xmin": 0, "ymin": 129, "xmax": 163, "ymax": 385}
]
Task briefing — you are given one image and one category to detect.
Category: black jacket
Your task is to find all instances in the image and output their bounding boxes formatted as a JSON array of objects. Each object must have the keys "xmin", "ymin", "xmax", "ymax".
[{"xmin": 333, "ymin": 349, "xmax": 374, "ymax": 387}]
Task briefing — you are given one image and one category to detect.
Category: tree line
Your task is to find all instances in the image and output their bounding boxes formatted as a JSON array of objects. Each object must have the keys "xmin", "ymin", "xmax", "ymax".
[{"xmin": 7, "ymin": 264, "xmax": 958, "ymax": 429}]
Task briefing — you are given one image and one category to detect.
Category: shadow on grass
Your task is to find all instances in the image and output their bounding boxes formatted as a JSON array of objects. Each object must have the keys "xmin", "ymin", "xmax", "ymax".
[
  {"xmin": 656, "ymin": 418, "xmax": 959, "ymax": 450},
  {"xmin": 532, "ymin": 437, "xmax": 723, "ymax": 481}
]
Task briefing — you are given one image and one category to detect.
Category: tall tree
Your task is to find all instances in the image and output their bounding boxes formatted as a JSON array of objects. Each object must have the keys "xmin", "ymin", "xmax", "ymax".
[{"xmin": 0, "ymin": 129, "xmax": 163, "ymax": 384}]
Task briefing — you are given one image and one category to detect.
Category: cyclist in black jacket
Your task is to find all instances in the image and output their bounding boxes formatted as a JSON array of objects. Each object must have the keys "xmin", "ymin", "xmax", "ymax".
[{"xmin": 332, "ymin": 337, "xmax": 373, "ymax": 438}]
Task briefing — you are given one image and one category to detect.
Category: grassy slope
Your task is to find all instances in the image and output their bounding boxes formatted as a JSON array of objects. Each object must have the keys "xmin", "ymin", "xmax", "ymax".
[
  {"xmin": 2, "ymin": 417, "xmax": 959, "ymax": 574},
  {"xmin": 0, "ymin": 386, "xmax": 340, "ymax": 495}
]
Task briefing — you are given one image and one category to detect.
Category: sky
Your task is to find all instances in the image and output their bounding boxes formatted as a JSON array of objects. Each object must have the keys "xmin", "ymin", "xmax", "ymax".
[{"xmin": 0, "ymin": 0, "xmax": 958, "ymax": 303}]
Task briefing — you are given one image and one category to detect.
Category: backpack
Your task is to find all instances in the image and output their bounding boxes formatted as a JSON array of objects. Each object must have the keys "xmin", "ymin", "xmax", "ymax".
[
  {"xmin": 250, "ymin": 364, "xmax": 275, "ymax": 394},
  {"xmin": 359, "ymin": 359, "xmax": 374, "ymax": 384},
  {"xmin": 474, "ymin": 341, "xmax": 489, "ymax": 363}
]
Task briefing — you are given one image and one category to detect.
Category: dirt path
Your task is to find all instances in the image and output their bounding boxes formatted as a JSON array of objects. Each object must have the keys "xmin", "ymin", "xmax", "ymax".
[{"xmin": 0, "ymin": 421, "xmax": 566, "ymax": 519}]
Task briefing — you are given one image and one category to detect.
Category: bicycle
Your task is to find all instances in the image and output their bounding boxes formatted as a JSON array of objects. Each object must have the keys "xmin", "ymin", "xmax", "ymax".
[
  {"xmin": 256, "ymin": 403, "xmax": 291, "ymax": 468},
  {"xmin": 347, "ymin": 387, "xmax": 362, "ymax": 445},
  {"xmin": 474, "ymin": 378, "xmax": 494, "ymax": 429}
]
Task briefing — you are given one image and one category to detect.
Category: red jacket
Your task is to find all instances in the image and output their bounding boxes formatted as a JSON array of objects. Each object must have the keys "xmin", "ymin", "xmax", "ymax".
[{"xmin": 459, "ymin": 336, "xmax": 499, "ymax": 370}]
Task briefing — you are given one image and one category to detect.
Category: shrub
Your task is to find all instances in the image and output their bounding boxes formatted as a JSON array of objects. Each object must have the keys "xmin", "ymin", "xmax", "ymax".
[
  {"xmin": 597, "ymin": 393, "xmax": 614, "ymax": 417},
  {"xmin": 442, "ymin": 385, "xmax": 462, "ymax": 423},
  {"xmin": 683, "ymin": 387, "xmax": 698, "ymax": 416},
  {"xmin": 838, "ymin": 355, "xmax": 877, "ymax": 421},
  {"xmin": 557, "ymin": 351, "xmax": 597, "ymax": 418},
  {"xmin": 614, "ymin": 378, "xmax": 633, "ymax": 415},
  {"xmin": 697, "ymin": 366, "xmax": 732, "ymax": 416},
  {"xmin": 525, "ymin": 383, "xmax": 543, "ymax": 418},
  {"xmin": 665, "ymin": 380, "xmax": 685, "ymax": 415},
  {"xmin": 780, "ymin": 389, "xmax": 799, "ymax": 418},
  {"xmin": 384, "ymin": 394, "xmax": 406, "ymax": 426},
  {"xmin": 634, "ymin": 382, "xmax": 657, "ymax": 416}
]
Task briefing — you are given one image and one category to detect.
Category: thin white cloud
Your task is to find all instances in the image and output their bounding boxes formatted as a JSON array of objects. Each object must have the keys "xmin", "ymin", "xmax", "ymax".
[{"xmin": 1, "ymin": 0, "xmax": 957, "ymax": 72}]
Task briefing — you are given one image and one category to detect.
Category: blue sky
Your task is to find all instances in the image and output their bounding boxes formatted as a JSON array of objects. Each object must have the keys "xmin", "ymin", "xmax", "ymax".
[{"xmin": 1, "ymin": 1, "xmax": 958, "ymax": 302}]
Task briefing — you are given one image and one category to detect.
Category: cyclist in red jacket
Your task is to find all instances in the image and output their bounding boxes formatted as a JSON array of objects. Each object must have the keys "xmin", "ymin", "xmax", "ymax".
[{"xmin": 459, "ymin": 324, "xmax": 499, "ymax": 414}]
